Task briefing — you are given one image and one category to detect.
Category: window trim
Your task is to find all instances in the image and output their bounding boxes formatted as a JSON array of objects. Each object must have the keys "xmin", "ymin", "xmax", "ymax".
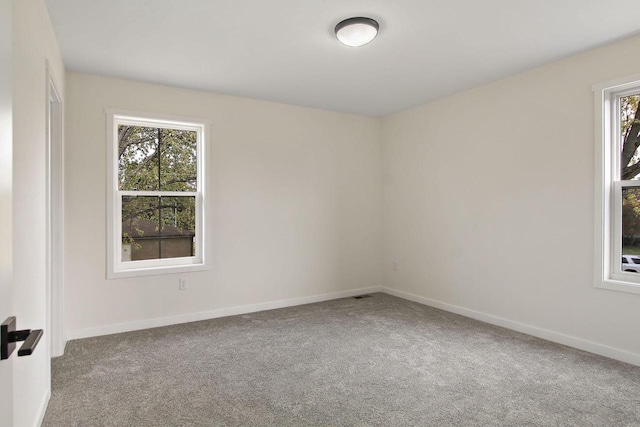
[
  {"xmin": 106, "ymin": 109, "xmax": 211, "ymax": 279},
  {"xmin": 593, "ymin": 74, "xmax": 640, "ymax": 294}
]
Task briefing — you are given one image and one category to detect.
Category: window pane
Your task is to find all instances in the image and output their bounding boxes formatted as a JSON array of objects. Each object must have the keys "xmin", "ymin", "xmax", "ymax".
[
  {"xmin": 621, "ymin": 188, "xmax": 640, "ymax": 272},
  {"xmin": 159, "ymin": 129, "xmax": 197, "ymax": 191},
  {"xmin": 620, "ymin": 94, "xmax": 640, "ymax": 180},
  {"xmin": 159, "ymin": 196, "xmax": 196, "ymax": 259},
  {"xmin": 122, "ymin": 195, "xmax": 196, "ymax": 262},
  {"xmin": 118, "ymin": 126, "xmax": 197, "ymax": 191},
  {"xmin": 118, "ymin": 126, "xmax": 160, "ymax": 191}
]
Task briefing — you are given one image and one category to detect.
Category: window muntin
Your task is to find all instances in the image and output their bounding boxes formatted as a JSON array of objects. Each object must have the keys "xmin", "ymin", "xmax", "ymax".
[{"xmin": 107, "ymin": 111, "xmax": 208, "ymax": 278}]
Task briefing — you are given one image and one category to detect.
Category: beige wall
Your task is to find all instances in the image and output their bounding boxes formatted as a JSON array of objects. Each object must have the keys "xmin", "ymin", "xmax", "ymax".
[
  {"xmin": 382, "ymin": 34, "xmax": 640, "ymax": 360},
  {"xmin": 63, "ymin": 31, "xmax": 640, "ymax": 365},
  {"xmin": 12, "ymin": 0, "xmax": 66, "ymax": 425},
  {"xmin": 64, "ymin": 72, "xmax": 382, "ymax": 337}
]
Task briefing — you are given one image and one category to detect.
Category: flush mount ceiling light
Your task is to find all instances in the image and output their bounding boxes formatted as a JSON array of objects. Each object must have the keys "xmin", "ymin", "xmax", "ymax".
[{"xmin": 335, "ymin": 17, "xmax": 379, "ymax": 47}]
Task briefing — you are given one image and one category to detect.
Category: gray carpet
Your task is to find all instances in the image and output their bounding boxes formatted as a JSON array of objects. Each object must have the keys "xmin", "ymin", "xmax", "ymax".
[{"xmin": 43, "ymin": 293, "xmax": 640, "ymax": 426}]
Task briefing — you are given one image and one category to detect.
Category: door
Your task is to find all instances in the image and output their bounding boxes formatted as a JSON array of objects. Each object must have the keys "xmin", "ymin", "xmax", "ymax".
[{"xmin": 0, "ymin": 0, "xmax": 14, "ymax": 424}]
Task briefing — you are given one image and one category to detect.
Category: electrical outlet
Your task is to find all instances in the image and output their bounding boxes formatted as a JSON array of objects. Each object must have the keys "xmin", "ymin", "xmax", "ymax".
[
  {"xmin": 392, "ymin": 262, "xmax": 398, "ymax": 271},
  {"xmin": 179, "ymin": 278, "xmax": 188, "ymax": 290}
]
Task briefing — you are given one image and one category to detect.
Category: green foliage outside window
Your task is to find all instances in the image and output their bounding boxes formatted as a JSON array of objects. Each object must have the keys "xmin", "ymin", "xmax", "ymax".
[
  {"xmin": 119, "ymin": 126, "xmax": 197, "ymax": 256},
  {"xmin": 621, "ymin": 95, "xmax": 640, "ymax": 252}
]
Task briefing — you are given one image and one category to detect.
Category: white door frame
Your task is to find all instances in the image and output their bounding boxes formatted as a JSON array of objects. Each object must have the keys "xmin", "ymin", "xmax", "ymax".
[
  {"xmin": 46, "ymin": 61, "xmax": 65, "ymax": 358},
  {"xmin": 0, "ymin": 0, "xmax": 14, "ymax": 423}
]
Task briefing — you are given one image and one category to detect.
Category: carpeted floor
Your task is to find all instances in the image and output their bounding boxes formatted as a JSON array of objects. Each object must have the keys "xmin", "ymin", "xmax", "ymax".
[{"xmin": 43, "ymin": 293, "xmax": 640, "ymax": 426}]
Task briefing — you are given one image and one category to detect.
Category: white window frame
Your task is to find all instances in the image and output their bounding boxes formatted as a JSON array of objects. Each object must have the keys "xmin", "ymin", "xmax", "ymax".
[
  {"xmin": 594, "ymin": 74, "xmax": 640, "ymax": 294},
  {"xmin": 106, "ymin": 109, "xmax": 211, "ymax": 279}
]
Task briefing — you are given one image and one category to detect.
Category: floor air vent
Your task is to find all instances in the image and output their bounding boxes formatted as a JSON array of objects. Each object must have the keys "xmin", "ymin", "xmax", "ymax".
[{"xmin": 353, "ymin": 294, "xmax": 372, "ymax": 299}]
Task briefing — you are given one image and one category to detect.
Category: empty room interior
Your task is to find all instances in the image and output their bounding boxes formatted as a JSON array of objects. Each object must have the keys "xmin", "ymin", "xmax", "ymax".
[{"xmin": 3, "ymin": 0, "xmax": 640, "ymax": 425}]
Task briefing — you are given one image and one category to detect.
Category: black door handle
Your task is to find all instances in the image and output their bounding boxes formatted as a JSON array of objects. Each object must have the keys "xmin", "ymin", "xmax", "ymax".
[
  {"xmin": 16, "ymin": 329, "xmax": 43, "ymax": 356},
  {"xmin": 1, "ymin": 317, "xmax": 44, "ymax": 360}
]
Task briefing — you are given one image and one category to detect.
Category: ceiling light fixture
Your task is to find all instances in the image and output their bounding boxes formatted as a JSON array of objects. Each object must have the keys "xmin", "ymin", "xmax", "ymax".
[{"xmin": 335, "ymin": 17, "xmax": 379, "ymax": 47}]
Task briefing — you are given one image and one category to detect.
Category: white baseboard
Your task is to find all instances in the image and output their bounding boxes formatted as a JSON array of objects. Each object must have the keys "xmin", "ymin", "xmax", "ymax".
[
  {"xmin": 382, "ymin": 286, "xmax": 640, "ymax": 367},
  {"xmin": 34, "ymin": 387, "xmax": 50, "ymax": 427},
  {"xmin": 67, "ymin": 285, "xmax": 638, "ymax": 367},
  {"xmin": 67, "ymin": 286, "xmax": 382, "ymax": 341}
]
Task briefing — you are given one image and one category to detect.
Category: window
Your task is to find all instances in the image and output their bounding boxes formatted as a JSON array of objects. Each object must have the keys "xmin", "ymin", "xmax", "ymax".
[
  {"xmin": 106, "ymin": 110, "xmax": 210, "ymax": 278},
  {"xmin": 594, "ymin": 75, "xmax": 640, "ymax": 293}
]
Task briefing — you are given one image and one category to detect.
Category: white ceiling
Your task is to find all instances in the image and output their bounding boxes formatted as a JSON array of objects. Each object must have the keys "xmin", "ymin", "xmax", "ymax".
[{"xmin": 46, "ymin": 0, "xmax": 640, "ymax": 117}]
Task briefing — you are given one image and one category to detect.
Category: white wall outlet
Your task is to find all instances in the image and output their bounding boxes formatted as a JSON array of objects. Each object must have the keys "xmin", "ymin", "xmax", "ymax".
[
  {"xmin": 179, "ymin": 278, "xmax": 188, "ymax": 290},
  {"xmin": 392, "ymin": 261, "xmax": 398, "ymax": 271}
]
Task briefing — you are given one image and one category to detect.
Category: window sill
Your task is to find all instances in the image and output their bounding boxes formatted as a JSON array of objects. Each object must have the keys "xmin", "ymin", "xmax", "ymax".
[
  {"xmin": 595, "ymin": 278, "xmax": 640, "ymax": 295},
  {"xmin": 107, "ymin": 262, "xmax": 210, "ymax": 279}
]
